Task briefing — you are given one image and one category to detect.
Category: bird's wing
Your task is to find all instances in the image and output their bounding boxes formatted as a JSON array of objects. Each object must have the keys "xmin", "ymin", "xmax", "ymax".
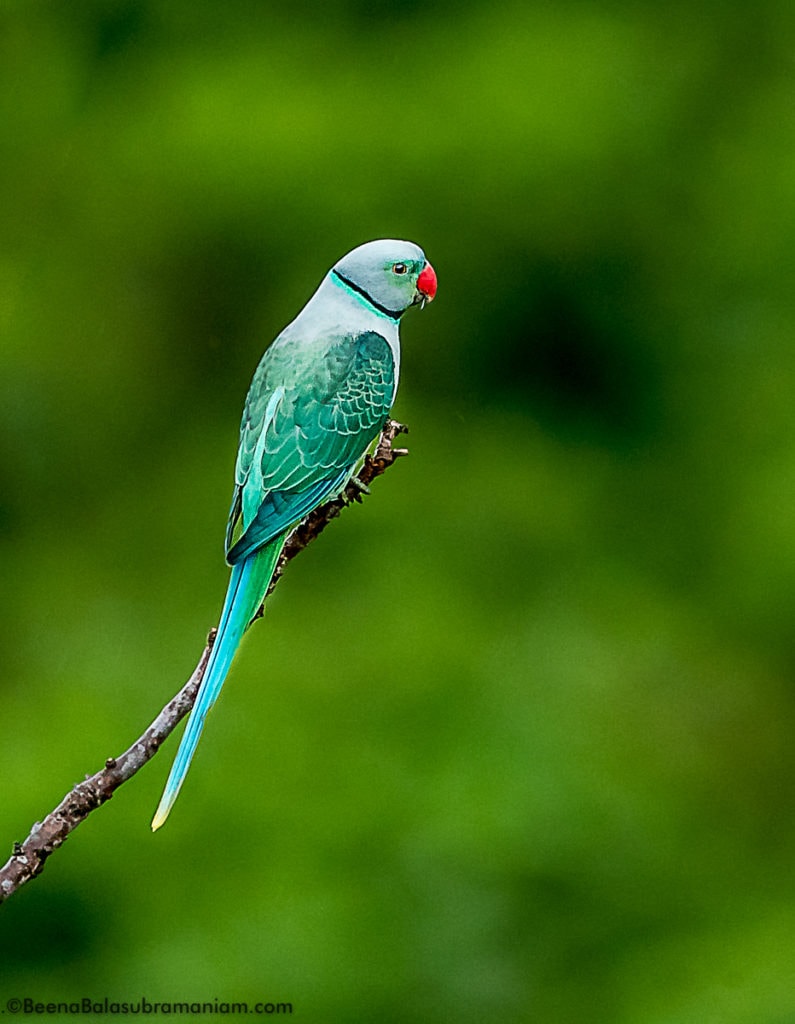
[{"xmin": 225, "ymin": 329, "xmax": 395, "ymax": 564}]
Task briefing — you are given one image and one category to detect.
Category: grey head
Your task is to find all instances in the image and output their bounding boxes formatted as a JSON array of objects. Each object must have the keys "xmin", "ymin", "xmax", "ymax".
[{"xmin": 331, "ymin": 239, "xmax": 436, "ymax": 318}]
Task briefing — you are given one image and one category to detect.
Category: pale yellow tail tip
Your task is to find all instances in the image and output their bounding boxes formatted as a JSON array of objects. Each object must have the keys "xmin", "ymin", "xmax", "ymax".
[{"xmin": 151, "ymin": 800, "xmax": 173, "ymax": 832}]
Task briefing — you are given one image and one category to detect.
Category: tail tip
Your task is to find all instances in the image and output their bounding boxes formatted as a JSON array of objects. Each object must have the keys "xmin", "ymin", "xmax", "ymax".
[{"xmin": 151, "ymin": 797, "xmax": 173, "ymax": 832}]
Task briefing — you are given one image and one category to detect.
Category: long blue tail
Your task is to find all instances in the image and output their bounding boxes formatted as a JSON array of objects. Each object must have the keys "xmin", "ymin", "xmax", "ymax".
[{"xmin": 151, "ymin": 537, "xmax": 284, "ymax": 830}]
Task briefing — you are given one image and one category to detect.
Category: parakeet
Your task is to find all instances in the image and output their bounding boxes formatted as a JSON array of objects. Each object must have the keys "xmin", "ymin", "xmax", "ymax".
[{"xmin": 152, "ymin": 239, "xmax": 437, "ymax": 829}]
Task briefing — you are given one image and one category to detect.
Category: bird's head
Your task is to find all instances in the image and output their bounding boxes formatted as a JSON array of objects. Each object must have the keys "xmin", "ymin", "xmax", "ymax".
[{"xmin": 332, "ymin": 239, "xmax": 437, "ymax": 318}]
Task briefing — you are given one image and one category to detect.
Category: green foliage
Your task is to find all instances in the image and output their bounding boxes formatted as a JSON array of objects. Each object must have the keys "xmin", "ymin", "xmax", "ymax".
[{"xmin": 3, "ymin": 1, "xmax": 795, "ymax": 1020}]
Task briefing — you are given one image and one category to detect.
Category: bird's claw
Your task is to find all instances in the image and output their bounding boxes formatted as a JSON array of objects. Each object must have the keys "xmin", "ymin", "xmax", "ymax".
[{"xmin": 344, "ymin": 475, "xmax": 371, "ymax": 503}]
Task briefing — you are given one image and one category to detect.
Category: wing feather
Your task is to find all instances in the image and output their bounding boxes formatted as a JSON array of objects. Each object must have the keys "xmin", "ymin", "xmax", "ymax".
[{"xmin": 225, "ymin": 330, "xmax": 394, "ymax": 564}]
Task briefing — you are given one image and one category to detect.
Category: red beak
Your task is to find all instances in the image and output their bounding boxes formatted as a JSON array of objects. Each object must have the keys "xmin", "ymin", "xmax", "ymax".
[{"xmin": 417, "ymin": 261, "xmax": 437, "ymax": 302}]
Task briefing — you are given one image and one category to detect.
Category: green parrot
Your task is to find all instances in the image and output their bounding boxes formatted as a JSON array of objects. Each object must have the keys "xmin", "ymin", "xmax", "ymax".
[{"xmin": 152, "ymin": 239, "xmax": 437, "ymax": 829}]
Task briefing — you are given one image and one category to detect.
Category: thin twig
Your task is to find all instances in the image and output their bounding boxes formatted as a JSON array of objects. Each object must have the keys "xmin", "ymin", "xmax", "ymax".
[{"xmin": 0, "ymin": 420, "xmax": 408, "ymax": 905}]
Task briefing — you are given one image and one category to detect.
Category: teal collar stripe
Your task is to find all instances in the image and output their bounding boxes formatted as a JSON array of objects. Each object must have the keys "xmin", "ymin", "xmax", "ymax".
[{"xmin": 332, "ymin": 270, "xmax": 402, "ymax": 320}]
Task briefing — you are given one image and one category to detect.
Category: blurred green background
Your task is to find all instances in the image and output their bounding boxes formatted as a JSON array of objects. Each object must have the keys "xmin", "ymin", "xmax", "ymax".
[{"xmin": 3, "ymin": 1, "xmax": 795, "ymax": 1020}]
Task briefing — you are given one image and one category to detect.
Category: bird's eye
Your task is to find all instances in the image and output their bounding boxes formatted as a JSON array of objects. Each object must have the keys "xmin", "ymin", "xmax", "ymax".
[{"xmin": 392, "ymin": 262, "xmax": 408, "ymax": 275}]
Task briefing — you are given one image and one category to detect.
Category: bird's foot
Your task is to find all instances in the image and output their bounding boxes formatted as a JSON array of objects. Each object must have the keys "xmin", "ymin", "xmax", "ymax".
[{"xmin": 344, "ymin": 474, "xmax": 371, "ymax": 504}]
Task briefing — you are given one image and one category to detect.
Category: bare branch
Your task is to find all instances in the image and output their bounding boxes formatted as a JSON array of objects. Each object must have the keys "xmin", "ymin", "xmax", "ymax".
[{"xmin": 0, "ymin": 420, "xmax": 409, "ymax": 905}]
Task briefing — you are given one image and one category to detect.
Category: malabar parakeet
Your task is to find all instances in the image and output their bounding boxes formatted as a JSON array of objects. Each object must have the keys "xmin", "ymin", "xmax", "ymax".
[{"xmin": 151, "ymin": 239, "xmax": 437, "ymax": 829}]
